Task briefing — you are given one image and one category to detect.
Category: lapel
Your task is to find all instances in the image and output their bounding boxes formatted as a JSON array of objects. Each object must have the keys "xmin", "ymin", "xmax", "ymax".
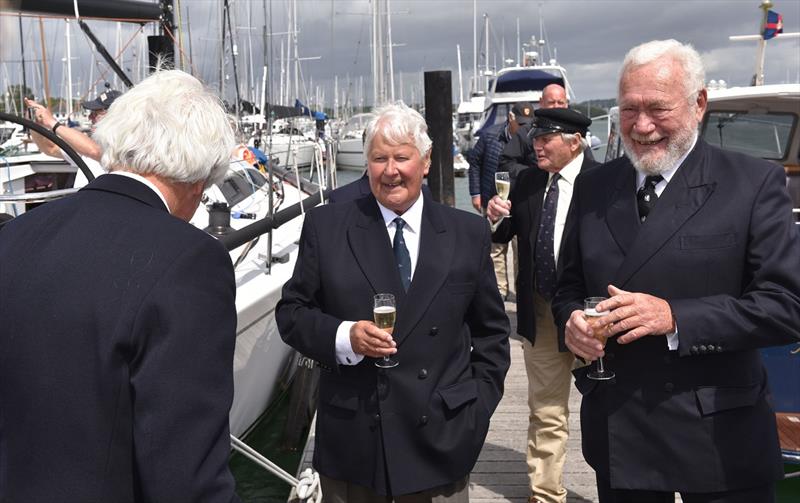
[
  {"xmin": 612, "ymin": 141, "xmax": 717, "ymax": 286},
  {"xmin": 81, "ymin": 173, "xmax": 169, "ymax": 212},
  {"xmin": 394, "ymin": 197, "xmax": 454, "ymax": 346},
  {"xmin": 605, "ymin": 159, "xmax": 641, "ymax": 255},
  {"xmin": 557, "ymin": 156, "xmax": 599, "ymax": 259},
  {"xmin": 347, "ymin": 195, "xmax": 405, "ymax": 298}
]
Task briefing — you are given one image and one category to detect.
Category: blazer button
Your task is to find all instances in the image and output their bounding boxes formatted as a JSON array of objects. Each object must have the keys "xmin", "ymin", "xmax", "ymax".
[
  {"xmin": 373, "ymin": 413, "xmax": 381, "ymax": 422},
  {"xmin": 716, "ymin": 345, "xmax": 723, "ymax": 353},
  {"xmin": 420, "ymin": 415, "xmax": 428, "ymax": 425},
  {"xmin": 690, "ymin": 345, "xmax": 699, "ymax": 354},
  {"xmin": 664, "ymin": 382, "xmax": 674, "ymax": 392},
  {"xmin": 429, "ymin": 326, "xmax": 439, "ymax": 336},
  {"xmin": 699, "ymin": 345, "xmax": 707, "ymax": 353},
  {"xmin": 418, "ymin": 369, "xmax": 428, "ymax": 379},
  {"xmin": 706, "ymin": 344, "xmax": 715, "ymax": 352}
]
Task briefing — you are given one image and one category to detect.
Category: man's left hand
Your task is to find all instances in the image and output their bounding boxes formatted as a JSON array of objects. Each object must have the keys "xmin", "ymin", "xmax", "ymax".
[{"xmin": 598, "ymin": 284, "xmax": 675, "ymax": 344}]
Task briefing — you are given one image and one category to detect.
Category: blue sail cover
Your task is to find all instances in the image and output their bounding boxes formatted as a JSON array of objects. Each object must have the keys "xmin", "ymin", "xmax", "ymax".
[
  {"xmin": 493, "ymin": 69, "xmax": 564, "ymax": 93},
  {"xmin": 294, "ymin": 99, "xmax": 328, "ymax": 121}
]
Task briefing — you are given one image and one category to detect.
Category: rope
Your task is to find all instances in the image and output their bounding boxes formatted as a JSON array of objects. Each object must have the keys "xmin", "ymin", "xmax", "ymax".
[{"xmin": 229, "ymin": 435, "xmax": 322, "ymax": 501}]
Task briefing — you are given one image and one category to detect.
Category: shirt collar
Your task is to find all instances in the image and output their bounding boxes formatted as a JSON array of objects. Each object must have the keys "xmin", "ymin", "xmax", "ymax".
[
  {"xmin": 376, "ymin": 192, "xmax": 424, "ymax": 233},
  {"xmin": 636, "ymin": 132, "xmax": 697, "ymax": 188},
  {"xmin": 554, "ymin": 151, "xmax": 584, "ymax": 186},
  {"xmin": 109, "ymin": 171, "xmax": 171, "ymax": 213}
]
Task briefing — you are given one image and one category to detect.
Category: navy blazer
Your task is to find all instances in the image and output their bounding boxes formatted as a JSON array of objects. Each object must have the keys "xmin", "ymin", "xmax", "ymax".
[
  {"xmin": 276, "ymin": 193, "xmax": 510, "ymax": 496},
  {"xmin": 552, "ymin": 141, "xmax": 800, "ymax": 492},
  {"xmin": 493, "ymin": 154, "xmax": 599, "ymax": 349},
  {"xmin": 0, "ymin": 174, "xmax": 240, "ymax": 502}
]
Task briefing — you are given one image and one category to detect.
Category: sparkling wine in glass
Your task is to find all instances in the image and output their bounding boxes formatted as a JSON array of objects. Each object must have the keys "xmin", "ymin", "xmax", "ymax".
[
  {"xmin": 374, "ymin": 293, "xmax": 398, "ymax": 368},
  {"xmin": 495, "ymin": 172, "xmax": 511, "ymax": 200},
  {"xmin": 585, "ymin": 296, "xmax": 614, "ymax": 380}
]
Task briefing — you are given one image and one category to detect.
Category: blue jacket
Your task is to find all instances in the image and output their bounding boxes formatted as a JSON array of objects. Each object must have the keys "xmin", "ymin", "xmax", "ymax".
[{"xmin": 467, "ymin": 123, "xmax": 508, "ymax": 208}]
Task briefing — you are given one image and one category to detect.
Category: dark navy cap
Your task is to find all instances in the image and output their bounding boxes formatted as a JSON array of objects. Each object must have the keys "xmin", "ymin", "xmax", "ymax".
[
  {"xmin": 530, "ymin": 108, "xmax": 592, "ymax": 138},
  {"xmin": 82, "ymin": 90, "xmax": 122, "ymax": 111},
  {"xmin": 510, "ymin": 102, "xmax": 535, "ymax": 125}
]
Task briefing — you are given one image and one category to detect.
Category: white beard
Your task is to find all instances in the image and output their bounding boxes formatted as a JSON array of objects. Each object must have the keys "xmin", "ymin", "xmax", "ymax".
[{"xmin": 622, "ymin": 125, "xmax": 697, "ymax": 176}]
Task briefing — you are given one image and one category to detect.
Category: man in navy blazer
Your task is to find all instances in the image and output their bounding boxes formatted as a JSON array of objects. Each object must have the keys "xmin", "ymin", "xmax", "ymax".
[
  {"xmin": 0, "ymin": 70, "xmax": 241, "ymax": 502},
  {"xmin": 277, "ymin": 102, "xmax": 510, "ymax": 500},
  {"xmin": 552, "ymin": 40, "xmax": 800, "ymax": 502}
]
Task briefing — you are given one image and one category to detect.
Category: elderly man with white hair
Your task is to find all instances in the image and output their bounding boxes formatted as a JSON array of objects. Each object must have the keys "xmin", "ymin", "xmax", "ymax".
[
  {"xmin": 0, "ymin": 70, "xmax": 241, "ymax": 502},
  {"xmin": 552, "ymin": 39, "xmax": 800, "ymax": 503},
  {"xmin": 277, "ymin": 102, "xmax": 510, "ymax": 501}
]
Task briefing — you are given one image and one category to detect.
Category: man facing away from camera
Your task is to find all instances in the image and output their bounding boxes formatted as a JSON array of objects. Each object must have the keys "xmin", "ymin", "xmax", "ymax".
[{"xmin": 0, "ymin": 70, "xmax": 241, "ymax": 502}]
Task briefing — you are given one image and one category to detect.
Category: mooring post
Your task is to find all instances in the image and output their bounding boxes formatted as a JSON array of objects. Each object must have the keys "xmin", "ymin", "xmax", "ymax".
[{"xmin": 423, "ymin": 71, "xmax": 455, "ymax": 207}]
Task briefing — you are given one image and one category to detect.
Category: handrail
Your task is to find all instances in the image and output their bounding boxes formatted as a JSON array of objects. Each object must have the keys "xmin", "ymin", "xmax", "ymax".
[
  {"xmin": 0, "ymin": 187, "xmax": 79, "ymax": 203},
  {"xmin": 218, "ymin": 186, "xmax": 330, "ymax": 252}
]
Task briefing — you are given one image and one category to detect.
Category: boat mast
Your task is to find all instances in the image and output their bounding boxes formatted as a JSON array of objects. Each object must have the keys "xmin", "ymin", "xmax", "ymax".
[
  {"xmin": 38, "ymin": 17, "xmax": 51, "ymax": 106},
  {"xmin": 17, "ymin": 14, "xmax": 28, "ymax": 106},
  {"xmin": 65, "ymin": 20, "xmax": 73, "ymax": 116},
  {"xmin": 472, "ymin": 0, "xmax": 476, "ymax": 95},
  {"xmin": 456, "ymin": 44, "xmax": 464, "ymax": 103}
]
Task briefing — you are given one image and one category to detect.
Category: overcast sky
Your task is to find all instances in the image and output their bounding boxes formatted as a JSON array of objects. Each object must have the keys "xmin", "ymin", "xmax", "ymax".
[{"xmin": 2, "ymin": 0, "xmax": 799, "ymax": 110}]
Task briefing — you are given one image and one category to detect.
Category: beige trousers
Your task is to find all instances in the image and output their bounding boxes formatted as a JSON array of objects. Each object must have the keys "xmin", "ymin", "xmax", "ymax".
[
  {"xmin": 522, "ymin": 293, "xmax": 575, "ymax": 503},
  {"xmin": 320, "ymin": 475, "xmax": 469, "ymax": 503},
  {"xmin": 491, "ymin": 241, "xmax": 509, "ymax": 297}
]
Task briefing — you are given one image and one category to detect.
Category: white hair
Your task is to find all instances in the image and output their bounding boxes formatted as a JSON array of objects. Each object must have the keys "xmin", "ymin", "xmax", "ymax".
[
  {"xmin": 561, "ymin": 132, "xmax": 589, "ymax": 150},
  {"xmin": 94, "ymin": 70, "xmax": 235, "ymax": 187},
  {"xmin": 620, "ymin": 39, "xmax": 706, "ymax": 103},
  {"xmin": 364, "ymin": 101, "xmax": 432, "ymax": 158}
]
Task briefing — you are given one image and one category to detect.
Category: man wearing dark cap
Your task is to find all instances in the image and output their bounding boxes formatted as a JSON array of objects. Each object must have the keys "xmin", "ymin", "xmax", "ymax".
[
  {"xmin": 487, "ymin": 107, "xmax": 599, "ymax": 503},
  {"xmin": 25, "ymin": 88, "xmax": 122, "ymax": 186},
  {"xmin": 468, "ymin": 101, "xmax": 534, "ymax": 299}
]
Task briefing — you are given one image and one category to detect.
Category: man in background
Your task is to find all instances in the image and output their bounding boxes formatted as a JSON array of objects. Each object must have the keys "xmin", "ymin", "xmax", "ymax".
[
  {"xmin": 499, "ymin": 83, "xmax": 569, "ymax": 181},
  {"xmin": 488, "ymin": 108, "xmax": 598, "ymax": 503},
  {"xmin": 25, "ymin": 88, "xmax": 121, "ymax": 185},
  {"xmin": 468, "ymin": 101, "xmax": 534, "ymax": 300},
  {"xmin": 0, "ymin": 70, "xmax": 241, "ymax": 502}
]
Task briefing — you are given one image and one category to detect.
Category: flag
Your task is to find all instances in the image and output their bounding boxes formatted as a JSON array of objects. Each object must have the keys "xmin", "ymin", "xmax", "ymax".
[{"xmin": 763, "ymin": 10, "xmax": 783, "ymax": 40}]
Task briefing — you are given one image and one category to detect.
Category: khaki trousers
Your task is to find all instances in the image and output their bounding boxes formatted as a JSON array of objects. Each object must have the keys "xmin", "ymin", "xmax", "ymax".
[
  {"xmin": 522, "ymin": 292, "xmax": 575, "ymax": 503},
  {"xmin": 320, "ymin": 474, "xmax": 469, "ymax": 503},
  {"xmin": 491, "ymin": 241, "xmax": 509, "ymax": 297}
]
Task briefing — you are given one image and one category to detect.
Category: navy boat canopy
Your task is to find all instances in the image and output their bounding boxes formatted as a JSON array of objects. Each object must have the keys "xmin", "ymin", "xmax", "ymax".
[{"xmin": 493, "ymin": 69, "xmax": 564, "ymax": 94}]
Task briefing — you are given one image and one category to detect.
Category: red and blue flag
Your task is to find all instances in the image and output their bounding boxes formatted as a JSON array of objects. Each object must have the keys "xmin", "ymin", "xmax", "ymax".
[{"xmin": 763, "ymin": 10, "xmax": 784, "ymax": 40}]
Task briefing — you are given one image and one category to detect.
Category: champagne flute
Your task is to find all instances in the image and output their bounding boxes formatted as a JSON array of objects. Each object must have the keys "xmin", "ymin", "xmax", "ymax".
[
  {"xmin": 495, "ymin": 171, "xmax": 511, "ymax": 201},
  {"xmin": 373, "ymin": 293, "xmax": 398, "ymax": 368},
  {"xmin": 585, "ymin": 296, "xmax": 614, "ymax": 380}
]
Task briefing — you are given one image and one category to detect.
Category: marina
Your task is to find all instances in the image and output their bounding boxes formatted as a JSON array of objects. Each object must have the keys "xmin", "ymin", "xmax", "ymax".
[{"xmin": 1, "ymin": 0, "xmax": 799, "ymax": 501}]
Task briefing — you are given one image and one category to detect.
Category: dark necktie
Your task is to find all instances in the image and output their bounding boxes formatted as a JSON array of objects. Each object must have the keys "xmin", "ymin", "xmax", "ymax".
[
  {"xmin": 393, "ymin": 217, "xmax": 411, "ymax": 291},
  {"xmin": 534, "ymin": 174, "xmax": 560, "ymax": 301},
  {"xmin": 637, "ymin": 175, "xmax": 664, "ymax": 222}
]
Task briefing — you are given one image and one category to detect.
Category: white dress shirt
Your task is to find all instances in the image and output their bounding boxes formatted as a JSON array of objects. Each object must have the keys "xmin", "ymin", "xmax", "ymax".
[
  {"xmin": 547, "ymin": 152, "xmax": 583, "ymax": 264},
  {"xmin": 335, "ymin": 194, "xmax": 425, "ymax": 365},
  {"xmin": 633, "ymin": 133, "xmax": 697, "ymax": 350}
]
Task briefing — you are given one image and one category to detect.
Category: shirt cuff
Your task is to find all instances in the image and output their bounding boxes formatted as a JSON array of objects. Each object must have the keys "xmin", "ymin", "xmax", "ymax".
[
  {"xmin": 335, "ymin": 321, "xmax": 364, "ymax": 365},
  {"xmin": 666, "ymin": 322, "xmax": 679, "ymax": 351}
]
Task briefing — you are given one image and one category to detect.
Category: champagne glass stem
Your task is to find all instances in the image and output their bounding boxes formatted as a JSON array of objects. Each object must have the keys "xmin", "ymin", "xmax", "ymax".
[{"xmin": 597, "ymin": 356, "xmax": 605, "ymax": 373}]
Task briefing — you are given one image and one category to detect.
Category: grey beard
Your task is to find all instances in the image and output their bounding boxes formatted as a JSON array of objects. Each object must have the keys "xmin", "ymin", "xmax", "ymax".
[{"xmin": 623, "ymin": 128, "xmax": 697, "ymax": 176}]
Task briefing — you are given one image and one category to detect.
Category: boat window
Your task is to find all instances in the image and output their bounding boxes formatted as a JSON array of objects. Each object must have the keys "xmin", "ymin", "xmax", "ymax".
[{"xmin": 701, "ymin": 111, "xmax": 796, "ymax": 161}]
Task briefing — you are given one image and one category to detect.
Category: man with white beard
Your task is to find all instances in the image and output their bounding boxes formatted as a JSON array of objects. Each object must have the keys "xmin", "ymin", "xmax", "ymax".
[{"xmin": 551, "ymin": 39, "xmax": 800, "ymax": 502}]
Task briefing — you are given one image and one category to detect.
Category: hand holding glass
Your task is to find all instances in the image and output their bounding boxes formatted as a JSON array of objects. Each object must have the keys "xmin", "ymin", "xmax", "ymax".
[
  {"xmin": 373, "ymin": 293, "xmax": 398, "ymax": 368},
  {"xmin": 585, "ymin": 297, "xmax": 614, "ymax": 380}
]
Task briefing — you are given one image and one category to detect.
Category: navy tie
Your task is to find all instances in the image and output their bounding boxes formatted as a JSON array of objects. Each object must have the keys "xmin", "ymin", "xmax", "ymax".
[
  {"xmin": 637, "ymin": 175, "xmax": 663, "ymax": 222},
  {"xmin": 393, "ymin": 217, "xmax": 412, "ymax": 291},
  {"xmin": 534, "ymin": 174, "xmax": 560, "ymax": 301}
]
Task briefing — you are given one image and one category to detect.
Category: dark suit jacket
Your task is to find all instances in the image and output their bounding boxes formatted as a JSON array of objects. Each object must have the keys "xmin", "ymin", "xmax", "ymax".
[
  {"xmin": 327, "ymin": 173, "xmax": 371, "ymax": 203},
  {"xmin": 0, "ymin": 174, "xmax": 240, "ymax": 502},
  {"xmin": 552, "ymin": 140, "xmax": 800, "ymax": 492},
  {"xmin": 493, "ymin": 154, "xmax": 599, "ymax": 350},
  {"xmin": 276, "ymin": 194, "xmax": 510, "ymax": 496}
]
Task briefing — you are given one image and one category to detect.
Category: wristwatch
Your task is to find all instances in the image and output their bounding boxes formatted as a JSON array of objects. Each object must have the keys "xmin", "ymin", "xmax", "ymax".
[{"xmin": 52, "ymin": 122, "xmax": 63, "ymax": 134}]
